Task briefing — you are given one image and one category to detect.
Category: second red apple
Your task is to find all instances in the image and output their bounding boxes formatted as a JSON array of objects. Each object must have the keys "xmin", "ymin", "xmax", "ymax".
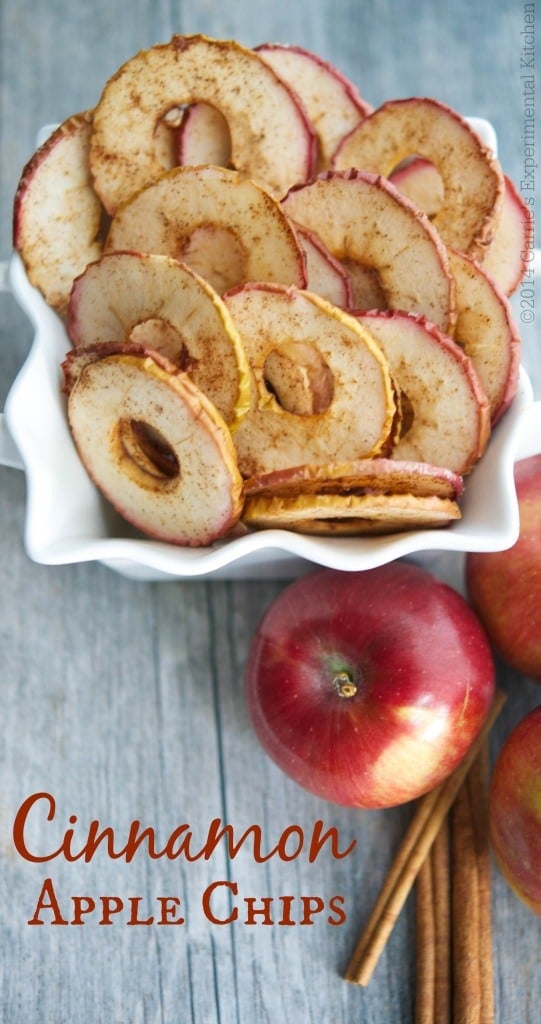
[{"xmin": 466, "ymin": 453, "xmax": 541, "ymax": 681}]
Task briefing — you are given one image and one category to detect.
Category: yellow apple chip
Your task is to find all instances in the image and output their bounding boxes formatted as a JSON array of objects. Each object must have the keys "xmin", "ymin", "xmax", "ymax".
[
  {"xmin": 242, "ymin": 492, "xmax": 461, "ymax": 535},
  {"xmin": 224, "ymin": 283, "xmax": 396, "ymax": 477}
]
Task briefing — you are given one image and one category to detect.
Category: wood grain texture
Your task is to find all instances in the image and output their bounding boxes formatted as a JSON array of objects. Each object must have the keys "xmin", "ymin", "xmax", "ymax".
[{"xmin": 0, "ymin": 1, "xmax": 540, "ymax": 1021}]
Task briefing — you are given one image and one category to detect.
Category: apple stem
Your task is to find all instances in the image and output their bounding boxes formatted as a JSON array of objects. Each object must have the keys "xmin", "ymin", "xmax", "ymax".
[{"xmin": 333, "ymin": 671, "xmax": 357, "ymax": 698}]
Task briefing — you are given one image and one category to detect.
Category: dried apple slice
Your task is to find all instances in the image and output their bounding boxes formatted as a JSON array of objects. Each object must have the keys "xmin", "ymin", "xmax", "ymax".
[
  {"xmin": 67, "ymin": 251, "xmax": 251, "ymax": 427},
  {"xmin": 63, "ymin": 346, "xmax": 244, "ymax": 546},
  {"xmin": 243, "ymin": 458, "xmax": 465, "ymax": 500},
  {"xmin": 282, "ymin": 169, "xmax": 455, "ymax": 332},
  {"xmin": 105, "ymin": 164, "xmax": 307, "ymax": 295},
  {"xmin": 447, "ymin": 248, "xmax": 521, "ymax": 424},
  {"xmin": 255, "ymin": 43, "xmax": 371, "ymax": 169},
  {"xmin": 89, "ymin": 34, "xmax": 316, "ymax": 213},
  {"xmin": 13, "ymin": 112, "xmax": 105, "ymax": 315},
  {"xmin": 154, "ymin": 43, "xmax": 369, "ymax": 175},
  {"xmin": 333, "ymin": 97, "xmax": 504, "ymax": 260},
  {"xmin": 242, "ymin": 492, "xmax": 461, "ymax": 535},
  {"xmin": 354, "ymin": 310, "xmax": 491, "ymax": 475},
  {"xmin": 224, "ymin": 282, "xmax": 395, "ymax": 477}
]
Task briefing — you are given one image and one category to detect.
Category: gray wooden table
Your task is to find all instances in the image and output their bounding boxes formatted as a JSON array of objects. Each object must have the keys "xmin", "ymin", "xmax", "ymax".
[{"xmin": 1, "ymin": 1, "xmax": 540, "ymax": 1021}]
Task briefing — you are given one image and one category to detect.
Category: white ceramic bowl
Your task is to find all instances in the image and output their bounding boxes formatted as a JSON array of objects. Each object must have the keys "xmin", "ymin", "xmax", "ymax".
[{"xmin": 0, "ymin": 119, "xmax": 538, "ymax": 581}]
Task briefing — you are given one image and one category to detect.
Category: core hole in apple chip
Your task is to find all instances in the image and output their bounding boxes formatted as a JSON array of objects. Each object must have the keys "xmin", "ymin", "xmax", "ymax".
[
  {"xmin": 114, "ymin": 418, "xmax": 181, "ymax": 485},
  {"xmin": 294, "ymin": 224, "xmax": 353, "ymax": 308},
  {"xmin": 177, "ymin": 224, "xmax": 247, "ymax": 294},
  {"xmin": 263, "ymin": 342, "xmax": 334, "ymax": 416},
  {"xmin": 128, "ymin": 318, "xmax": 185, "ymax": 358},
  {"xmin": 390, "ymin": 157, "xmax": 443, "ymax": 218},
  {"xmin": 340, "ymin": 260, "xmax": 388, "ymax": 310},
  {"xmin": 396, "ymin": 389, "xmax": 415, "ymax": 438},
  {"xmin": 153, "ymin": 106, "xmax": 186, "ymax": 169},
  {"xmin": 177, "ymin": 102, "xmax": 232, "ymax": 167}
]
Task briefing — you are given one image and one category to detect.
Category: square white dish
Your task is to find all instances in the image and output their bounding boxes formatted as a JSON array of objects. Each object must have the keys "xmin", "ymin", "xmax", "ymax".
[{"xmin": 1, "ymin": 118, "xmax": 538, "ymax": 581}]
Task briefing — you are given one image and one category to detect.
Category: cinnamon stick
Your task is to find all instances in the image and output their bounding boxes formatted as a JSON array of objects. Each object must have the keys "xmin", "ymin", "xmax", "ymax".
[
  {"xmin": 415, "ymin": 815, "xmax": 451, "ymax": 1024},
  {"xmin": 343, "ymin": 689, "xmax": 505, "ymax": 987},
  {"xmin": 344, "ymin": 784, "xmax": 443, "ymax": 984},
  {"xmin": 431, "ymin": 818, "xmax": 452, "ymax": 1023},
  {"xmin": 451, "ymin": 741, "xmax": 494, "ymax": 1024},
  {"xmin": 414, "ymin": 743, "xmax": 493, "ymax": 1024},
  {"xmin": 452, "ymin": 766, "xmax": 481, "ymax": 1023},
  {"xmin": 415, "ymin": 846, "xmax": 437, "ymax": 1023},
  {"xmin": 470, "ymin": 744, "xmax": 494, "ymax": 1024}
]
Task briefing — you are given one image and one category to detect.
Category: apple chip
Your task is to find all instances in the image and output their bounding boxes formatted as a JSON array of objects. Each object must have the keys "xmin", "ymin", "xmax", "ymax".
[
  {"xmin": 13, "ymin": 112, "xmax": 105, "ymax": 315},
  {"xmin": 242, "ymin": 492, "xmax": 461, "ymax": 535},
  {"xmin": 333, "ymin": 97, "xmax": 504, "ymax": 260},
  {"xmin": 176, "ymin": 34, "xmax": 372, "ymax": 175},
  {"xmin": 354, "ymin": 310, "xmax": 491, "ymax": 475},
  {"xmin": 89, "ymin": 34, "xmax": 316, "ymax": 213},
  {"xmin": 448, "ymin": 248, "xmax": 521, "ymax": 424},
  {"xmin": 243, "ymin": 458, "xmax": 465, "ymax": 500},
  {"xmin": 64, "ymin": 347, "xmax": 243, "ymax": 546},
  {"xmin": 67, "ymin": 251, "xmax": 250, "ymax": 426},
  {"xmin": 105, "ymin": 165, "xmax": 307, "ymax": 295},
  {"xmin": 224, "ymin": 283, "xmax": 396, "ymax": 476},
  {"xmin": 255, "ymin": 42, "xmax": 371, "ymax": 169},
  {"xmin": 281, "ymin": 169, "xmax": 455, "ymax": 333}
]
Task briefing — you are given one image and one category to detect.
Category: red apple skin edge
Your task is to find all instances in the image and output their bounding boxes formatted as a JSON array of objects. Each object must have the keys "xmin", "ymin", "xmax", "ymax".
[
  {"xmin": 244, "ymin": 561, "xmax": 495, "ymax": 809},
  {"xmin": 489, "ymin": 705, "xmax": 541, "ymax": 915},
  {"xmin": 466, "ymin": 453, "xmax": 541, "ymax": 681}
]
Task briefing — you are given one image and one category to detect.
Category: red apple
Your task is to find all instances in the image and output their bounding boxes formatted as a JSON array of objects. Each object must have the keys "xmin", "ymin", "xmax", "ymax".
[
  {"xmin": 244, "ymin": 561, "xmax": 495, "ymax": 809},
  {"xmin": 489, "ymin": 706, "xmax": 541, "ymax": 915},
  {"xmin": 466, "ymin": 454, "xmax": 541, "ymax": 681}
]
